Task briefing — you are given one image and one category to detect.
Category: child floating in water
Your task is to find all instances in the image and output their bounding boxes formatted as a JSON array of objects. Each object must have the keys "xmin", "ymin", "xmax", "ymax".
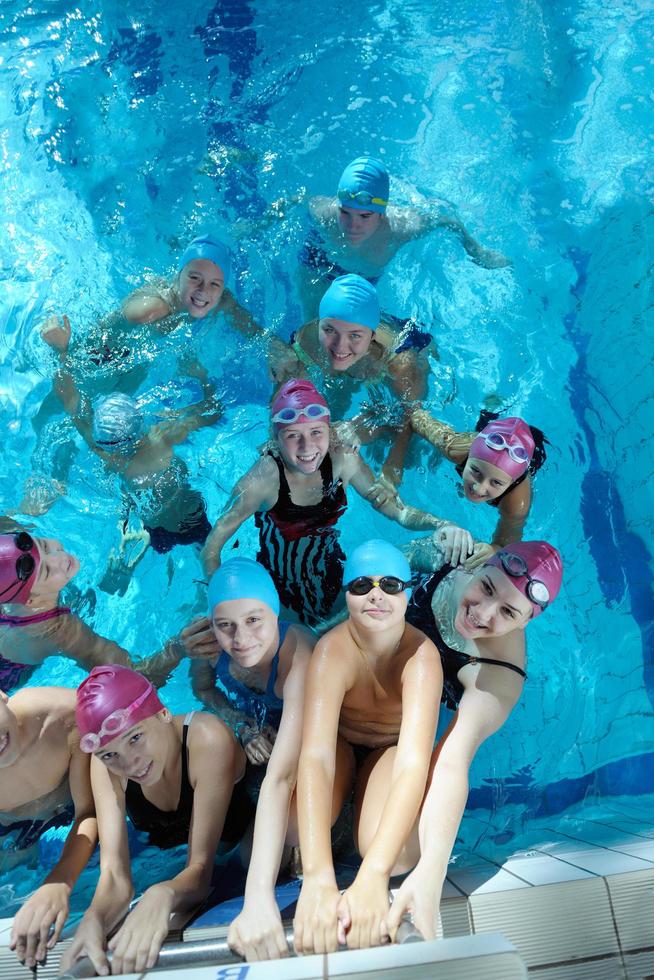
[
  {"xmin": 0, "ymin": 530, "xmax": 195, "ymax": 690},
  {"xmin": 270, "ymin": 275, "xmax": 432, "ymax": 486},
  {"xmin": 411, "ymin": 411, "xmax": 546, "ymax": 566},
  {"xmin": 191, "ymin": 559, "xmax": 316, "ymax": 961},
  {"xmin": 298, "ymin": 155, "xmax": 510, "ymax": 315},
  {"xmin": 41, "ymin": 314, "xmax": 221, "ymax": 563},
  {"xmin": 293, "ymin": 539, "xmax": 442, "ymax": 954},
  {"xmin": 386, "ymin": 538, "xmax": 563, "ymax": 938},
  {"xmin": 60, "ymin": 664, "xmax": 250, "ymax": 977},
  {"xmin": 1, "ymin": 686, "xmax": 96, "ymax": 971},
  {"xmin": 202, "ymin": 379, "xmax": 473, "ymax": 626}
]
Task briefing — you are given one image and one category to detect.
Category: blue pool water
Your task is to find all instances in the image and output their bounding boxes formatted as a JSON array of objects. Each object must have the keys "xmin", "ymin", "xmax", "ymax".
[{"xmin": 1, "ymin": 0, "xmax": 653, "ymax": 917}]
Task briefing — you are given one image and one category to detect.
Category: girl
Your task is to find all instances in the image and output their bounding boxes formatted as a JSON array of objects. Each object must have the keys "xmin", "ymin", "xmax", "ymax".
[
  {"xmin": 201, "ymin": 379, "xmax": 472, "ymax": 626},
  {"xmin": 191, "ymin": 558, "xmax": 315, "ymax": 961},
  {"xmin": 60, "ymin": 664, "xmax": 249, "ymax": 977},
  {"xmin": 386, "ymin": 537, "xmax": 563, "ymax": 939}
]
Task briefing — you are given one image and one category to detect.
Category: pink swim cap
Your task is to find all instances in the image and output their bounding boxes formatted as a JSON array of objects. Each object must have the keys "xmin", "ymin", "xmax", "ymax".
[
  {"xmin": 0, "ymin": 532, "xmax": 40, "ymax": 605},
  {"xmin": 485, "ymin": 541, "xmax": 563, "ymax": 618},
  {"xmin": 468, "ymin": 417, "xmax": 535, "ymax": 481},
  {"xmin": 271, "ymin": 379, "xmax": 331, "ymax": 432},
  {"xmin": 76, "ymin": 664, "xmax": 164, "ymax": 752}
]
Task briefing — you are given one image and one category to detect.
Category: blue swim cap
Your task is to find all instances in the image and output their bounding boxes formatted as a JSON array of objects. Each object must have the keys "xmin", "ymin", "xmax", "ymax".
[
  {"xmin": 208, "ymin": 558, "xmax": 280, "ymax": 617},
  {"xmin": 318, "ymin": 274, "xmax": 380, "ymax": 331},
  {"xmin": 178, "ymin": 234, "xmax": 232, "ymax": 283},
  {"xmin": 337, "ymin": 156, "xmax": 389, "ymax": 214},
  {"xmin": 343, "ymin": 539, "xmax": 412, "ymax": 597},
  {"xmin": 92, "ymin": 393, "xmax": 142, "ymax": 446}
]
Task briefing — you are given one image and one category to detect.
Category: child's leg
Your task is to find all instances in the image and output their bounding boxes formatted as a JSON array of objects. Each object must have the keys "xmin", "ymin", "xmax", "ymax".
[
  {"xmin": 287, "ymin": 735, "xmax": 354, "ymax": 846},
  {"xmin": 353, "ymin": 746, "xmax": 421, "ymax": 876}
]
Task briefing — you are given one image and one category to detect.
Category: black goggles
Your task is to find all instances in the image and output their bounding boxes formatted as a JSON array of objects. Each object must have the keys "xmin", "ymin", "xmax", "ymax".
[
  {"xmin": 0, "ymin": 532, "xmax": 37, "ymax": 600},
  {"xmin": 345, "ymin": 575, "xmax": 409, "ymax": 596},
  {"xmin": 497, "ymin": 551, "xmax": 549, "ymax": 609}
]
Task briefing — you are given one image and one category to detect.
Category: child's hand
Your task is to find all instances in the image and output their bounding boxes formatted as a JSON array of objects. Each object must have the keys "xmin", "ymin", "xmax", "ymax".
[{"xmin": 40, "ymin": 314, "xmax": 71, "ymax": 352}]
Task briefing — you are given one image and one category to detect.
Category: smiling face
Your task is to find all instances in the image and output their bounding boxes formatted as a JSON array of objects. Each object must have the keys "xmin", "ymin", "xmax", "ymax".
[
  {"xmin": 94, "ymin": 711, "xmax": 170, "ymax": 786},
  {"xmin": 461, "ymin": 457, "xmax": 514, "ymax": 503},
  {"xmin": 275, "ymin": 419, "xmax": 330, "ymax": 474},
  {"xmin": 0, "ymin": 692, "xmax": 20, "ymax": 768},
  {"xmin": 346, "ymin": 575, "xmax": 408, "ymax": 632},
  {"xmin": 178, "ymin": 258, "xmax": 225, "ymax": 318},
  {"xmin": 211, "ymin": 598, "xmax": 279, "ymax": 668},
  {"xmin": 337, "ymin": 205, "xmax": 382, "ymax": 245},
  {"xmin": 318, "ymin": 317, "xmax": 374, "ymax": 371},
  {"xmin": 455, "ymin": 565, "xmax": 532, "ymax": 639},
  {"xmin": 26, "ymin": 537, "xmax": 80, "ymax": 605}
]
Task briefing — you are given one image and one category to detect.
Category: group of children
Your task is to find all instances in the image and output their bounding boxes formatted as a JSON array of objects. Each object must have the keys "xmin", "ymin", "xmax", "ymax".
[{"xmin": 1, "ymin": 155, "xmax": 563, "ymax": 974}]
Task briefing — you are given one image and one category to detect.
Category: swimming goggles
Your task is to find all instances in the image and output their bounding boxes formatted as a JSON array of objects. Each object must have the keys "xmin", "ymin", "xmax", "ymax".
[
  {"xmin": 497, "ymin": 551, "xmax": 549, "ymax": 609},
  {"xmin": 0, "ymin": 532, "xmax": 37, "ymax": 600},
  {"xmin": 272, "ymin": 403, "xmax": 331, "ymax": 426},
  {"xmin": 79, "ymin": 684, "xmax": 154, "ymax": 753},
  {"xmin": 345, "ymin": 576, "xmax": 409, "ymax": 596},
  {"xmin": 482, "ymin": 432, "xmax": 530, "ymax": 464},
  {"xmin": 337, "ymin": 189, "xmax": 388, "ymax": 208}
]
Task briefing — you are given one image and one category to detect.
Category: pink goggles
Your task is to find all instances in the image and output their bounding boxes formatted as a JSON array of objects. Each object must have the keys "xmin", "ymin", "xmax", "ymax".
[
  {"xmin": 272, "ymin": 403, "xmax": 330, "ymax": 426},
  {"xmin": 80, "ymin": 684, "xmax": 155, "ymax": 753}
]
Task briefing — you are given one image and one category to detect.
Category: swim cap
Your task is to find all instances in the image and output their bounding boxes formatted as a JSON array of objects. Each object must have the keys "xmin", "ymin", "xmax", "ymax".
[
  {"xmin": 92, "ymin": 393, "xmax": 142, "ymax": 447},
  {"xmin": 76, "ymin": 664, "xmax": 164, "ymax": 752},
  {"xmin": 178, "ymin": 234, "xmax": 232, "ymax": 283},
  {"xmin": 208, "ymin": 558, "xmax": 280, "ymax": 616},
  {"xmin": 0, "ymin": 532, "xmax": 40, "ymax": 605},
  {"xmin": 271, "ymin": 379, "xmax": 330, "ymax": 432},
  {"xmin": 485, "ymin": 541, "xmax": 563, "ymax": 618},
  {"xmin": 319, "ymin": 275, "xmax": 380, "ymax": 332},
  {"xmin": 468, "ymin": 417, "xmax": 535, "ymax": 481},
  {"xmin": 337, "ymin": 156, "xmax": 389, "ymax": 214},
  {"xmin": 344, "ymin": 539, "xmax": 412, "ymax": 597}
]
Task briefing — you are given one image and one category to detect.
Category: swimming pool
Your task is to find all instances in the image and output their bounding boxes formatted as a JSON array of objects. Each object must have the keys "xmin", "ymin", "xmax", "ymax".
[{"xmin": 1, "ymin": 0, "xmax": 652, "ymax": 919}]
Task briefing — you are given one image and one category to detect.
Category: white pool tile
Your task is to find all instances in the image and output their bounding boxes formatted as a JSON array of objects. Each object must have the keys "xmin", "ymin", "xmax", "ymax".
[
  {"xmin": 447, "ymin": 859, "xmax": 530, "ymax": 895},
  {"xmin": 500, "ymin": 853, "xmax": 595, "ymax": 885}
]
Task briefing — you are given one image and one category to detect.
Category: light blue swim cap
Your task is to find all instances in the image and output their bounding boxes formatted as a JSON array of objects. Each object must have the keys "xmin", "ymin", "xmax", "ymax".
[
  {"xmin": 92, "ymin": 393, "xmax": 142, "ymax": 447},
  {"xmin": 343, "ymin": 539, "xmax": 412, "ymax": 597},
  {"xmin": 178, "ymin": 234, "xmax": 232, "ymax": 283},
  {"xmin": 337, "ymin": 156, "xmax": 389, "ymax": 214},
  {"xmin": 208, "ymin": 558, "xmax": 280, "ymax": 617},
  {"xmin": 318, "ymin": 274, "xmax": 380, "ymax": 331}
]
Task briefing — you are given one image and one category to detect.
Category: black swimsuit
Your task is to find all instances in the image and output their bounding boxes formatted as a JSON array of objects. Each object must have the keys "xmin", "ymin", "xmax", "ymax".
[
  {"xmin": 406, "ymin": 565, "xmax": 527, "ymax": 710},
  {"xmin": 125, "ymin": 715, "xmax": 254, "ymax": 849},
  {"xmin": 255, "ymin": 452, "xmax": 347, "ymax": 626}
]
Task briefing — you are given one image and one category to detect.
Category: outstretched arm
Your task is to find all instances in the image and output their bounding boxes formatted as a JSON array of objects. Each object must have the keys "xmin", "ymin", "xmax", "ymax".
[
  {"xmin": 294, "ymin": 637, "xmax": 351, "ymax": 956},
  {"xmin": 229, "ymin": 630, "xmax": 313, "ymax": 961},
  {"xmin": 345, "ymin": 454, "xmax": 475, "ymax": 565},
  {"xmin": 220, "ymin": 288, "xmax": 264, "ymax": 339},
  {"xmin": 201, "ymin": 459, "xmax": 274, "ymax": 575},
  {"xmin": 410, "ymin": 409, "xmax": 476, "ymax": 464},
  {"xmin": 155, "ymin": 362, "xmax": 223, "ymax": 446},
  {"xmin": 397, "ymin": 208, "xmax": 511, "ymax": 269},
  {"xmin": 10, "ymin": 741, "xmax": 97, "ymax": 969},
  {"xmin": 387, "ymin": 669, "xmax": 522, "ymax": 940}
]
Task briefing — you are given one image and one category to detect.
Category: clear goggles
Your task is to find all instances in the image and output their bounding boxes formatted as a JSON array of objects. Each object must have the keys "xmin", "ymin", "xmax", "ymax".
[
  {"xmin": 498, "ymin": 551, "xmax": 549, "ymax": 609},
  {"xmin": 345, "ymin": 575, "xmax": 409, "ymax": 596},
  {"xmin": 272, "ymin": 403, "xmax": 330, "ymax": 426},
  {"xmin": 483, "ymin": 432, "xmax": 530, "ymax": 464},
  {"xmin": 80, "ymin": 684, "xmax": 154, "ymax": 753},
  {"xmin": 337, "ymin": 189, "xmax": 388, "ymax": 208}
]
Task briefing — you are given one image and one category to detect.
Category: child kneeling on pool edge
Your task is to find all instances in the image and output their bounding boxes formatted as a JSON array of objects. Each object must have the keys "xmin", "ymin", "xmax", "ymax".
[
  {"xmin": 60, "ymin": 665, "xmax": 252, "ymax": 977},
  {"xmin": 293, "ymin": 539, "xmax": 443, "ymax": 955}
]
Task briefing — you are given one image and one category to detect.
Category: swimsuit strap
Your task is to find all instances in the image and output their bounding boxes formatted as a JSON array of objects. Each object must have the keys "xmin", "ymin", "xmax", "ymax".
[
  {"xmin": 0, "ymin": 606, "xmax": 72, "ymax": 627},
  {"xmin": 319, "ymin": 452, "xmax": 334, "ymax": 492},
  {"xmin": 269, "ymin": 452, "xmax": 292, "ymax": 508},
  {"xmin": 468, "ymin": 656, "xmax": 527, "ymax": 679},
  {"xmin": 266, "ymin": 621, "xmax": 291, "ymax": 698}
]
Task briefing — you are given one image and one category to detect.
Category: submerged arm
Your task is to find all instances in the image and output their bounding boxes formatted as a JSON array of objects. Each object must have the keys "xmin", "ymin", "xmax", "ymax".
[{"xmin": 201, "ymin": 459, "xmax": 273, "ymax": 575}]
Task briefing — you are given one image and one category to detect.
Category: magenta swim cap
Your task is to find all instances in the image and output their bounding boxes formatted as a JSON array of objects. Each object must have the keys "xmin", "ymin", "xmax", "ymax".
[
  {"xmin": 486, "ymin": 541, "xmax": 563, "ymax": 618},
  {"xmin": 0, "ymin": 532, "xmax": 40, "ymax": 605},
  {"xmin": 76, "ymin": 664, "xmax": 164, "ymax": 752},
  {"xmin": 468, "ymin": 417, "xmax": 535, "ymax": 481},
  {"xmin": 271, "ymin": 379, "xmax": 331, "ymax": 432}
]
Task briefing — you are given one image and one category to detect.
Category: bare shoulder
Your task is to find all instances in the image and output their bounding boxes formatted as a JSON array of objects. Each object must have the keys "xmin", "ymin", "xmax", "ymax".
[
  {"xmin": 185, "ymin": 711, "xmax": 236, "ymax": 751},
  {"xmin": 12, "ymin": 685, "xmax": 75, "ymax": 723},
  {"xmin": 499, "ymin": 475, "xmax": 532, "ymax": 517},
  {"xmin": 312, "ymin": 624, "xmax": 358, "ymax": 679},
  {"xmin": 402, "ymin": 623, "xmax": 441, "ymax": 664}
]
